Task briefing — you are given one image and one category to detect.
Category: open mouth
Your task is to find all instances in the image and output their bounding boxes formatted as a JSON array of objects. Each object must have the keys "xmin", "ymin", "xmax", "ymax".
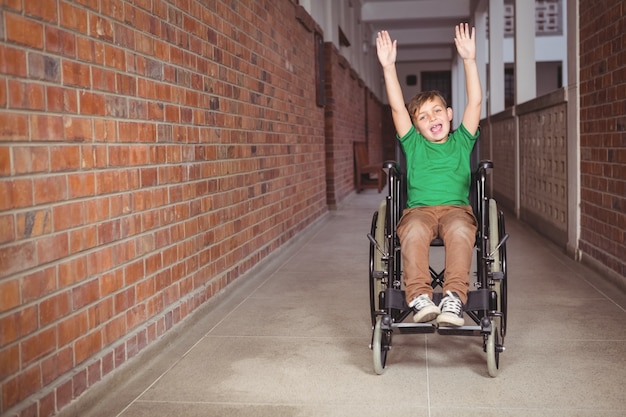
[{"xmin": 430, "ymin": 124, "xmax": 443, "ymax": 134}]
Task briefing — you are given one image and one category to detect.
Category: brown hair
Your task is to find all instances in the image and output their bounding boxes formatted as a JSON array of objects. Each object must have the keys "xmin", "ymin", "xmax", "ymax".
[{"xmin": 407, "ymin": 90, "xmax": 449, "ymax": 124}]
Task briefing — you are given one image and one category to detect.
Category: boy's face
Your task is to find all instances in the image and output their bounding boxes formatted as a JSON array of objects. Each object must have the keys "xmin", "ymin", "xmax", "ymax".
[{"xmin": 413, "ymin": 98, "xmax": 453, "ymax": 143}]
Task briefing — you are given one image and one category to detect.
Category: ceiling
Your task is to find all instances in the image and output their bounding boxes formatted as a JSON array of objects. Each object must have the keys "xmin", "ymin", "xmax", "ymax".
[{"xmin": 360, "ymin": 0, "xmax": 475, "ymax": 63}]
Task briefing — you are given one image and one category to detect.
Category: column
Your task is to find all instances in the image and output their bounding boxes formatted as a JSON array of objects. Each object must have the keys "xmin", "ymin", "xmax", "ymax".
[
  {"xmin": 514, "ymin": 0, "xmax": 536, "ymax": 103},
  {"xmin": 489, "ymin": 0, "xmax": 505, "ymax": 115}
]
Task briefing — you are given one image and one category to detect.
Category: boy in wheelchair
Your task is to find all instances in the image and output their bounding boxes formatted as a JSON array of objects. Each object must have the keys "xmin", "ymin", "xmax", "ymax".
[{"xmin": 376, "ymin": 23, "xmax": 482, "ymax": 327}]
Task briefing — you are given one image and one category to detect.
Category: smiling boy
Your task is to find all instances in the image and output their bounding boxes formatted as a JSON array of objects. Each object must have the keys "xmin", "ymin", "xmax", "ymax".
[{"xmin": 376, "ymin": 23, "xmax": 482, "ymax": 327}]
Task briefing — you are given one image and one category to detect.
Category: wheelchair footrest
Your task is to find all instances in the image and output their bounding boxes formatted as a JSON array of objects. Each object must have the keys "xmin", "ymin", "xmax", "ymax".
[
  {"xmin": 393, "ymin": 322, "xmax": 437, "ymax": 334},
  {"xmin": 437, "ymin": 325, "xmax": 484, "ymax": 336}
]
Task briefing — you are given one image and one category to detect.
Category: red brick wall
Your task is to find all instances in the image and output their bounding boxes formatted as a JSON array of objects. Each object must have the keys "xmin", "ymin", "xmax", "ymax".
[
  {"xmin": 579, "ymin": 0, "xmax": 626, "ymax": 278},
  {"xmin": 324, "ymin": 43, "xmax": 374, "ymax": 207},
  {"xmin": 0, "ymin": 0, "xmax": 327, "ymax": 415}
]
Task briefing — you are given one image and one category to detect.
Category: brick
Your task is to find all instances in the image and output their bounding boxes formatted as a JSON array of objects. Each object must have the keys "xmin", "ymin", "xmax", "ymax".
[
  {"xmin": 63, "ymin": 116, "xmax": 92, "ymax": 141},
  {"xmin": 28, "ymin": 52, "xmax": 61, "ymax": 83},
  {"xmin": 1, "ymin": 0, "xmax": 22, "ymax": 11},
  {"xmin": 0, "ymin": 213, "xmax": 15, "ymax": 245},
  {"xmin": 0, "ymin": 240, "xmax": 37, "ymax": 278},
  {"xmin": 104, "ymin": 95, "xmax": 128, "ymax": 118},
  {"xmin": 97, "ymin": 219, "xmax": 121, "ymax": 245},
  {"xmin": 58, "ymin": 256, "xmax": 88, "ymax": 288},
  {"xmin": 99, "ymin": 269, "xmax": 124, "ymax": 296},
  {"xmin": 104, "ymin": 44, "xmax": 126, "ymax": 70},
  {"xmin": 80, "ymin": 145, "xmax": 107, "ymax": 169},
  {"xmin": 62, "ymin": 61, "xmax": 91, "ymax": 88},
  {"xmin": 72, "ymin": 368, "xmax": 87, "ymax": 397},
  {"xmin": 49, "ymin": 145, "xmax": 81, "ymax": 172},
  {"xmin": 40, "ymin": 347, "xmax": 73, "ymax": 387},
  {"xmin": 5, "ymin": 12, "xmax": 44, "ymax": 49},
  {"xmin": 0, "ymin": 146, "xmax": 8, "ymax": 177},
  {"xmin": 0, "ymin": 305, "xmax": 37, "ymax": 346},
  {"xmin": 31, "ymin": 114, "xmax": 65, "ymax": 142},
  {"xmin": 93, "ymin": 118, "xmax": 117, "ymax": 142},
  {"xmin": 33, "ymin": 175, "xmax": 67, "ymax": 204},
  {"xmin": 0, "ymin": 113, "xmax": 28, "ymax": 140},
  {"xmin": 15, "ymin": 209, "xmax": 51, "ymax": 240},
  {"xmin": 45, "ymin": 86, "xmax": 78, "ymax": 114},
  {"xmin": 0, "ymin": 77, "xmax": 5, "ymax": 108},
  {"xmin": 101, "ymin": 0, "xmax": 124, "ymax": 20},
  {"xmin": 36, "ymin": 232, "xmax": 69, "ymax": 264},
  {"xmin": 88, "ymin": 297, "xmax": 113, "ymax": 327},
  {"xmin": 92, "ymin": 67, "xmax": 116, "ymax": 93},
  {"xmin": 44, "ymin": 26, "xmax": 76, "ymax": 58},
  {"xmin": 52, "ymin": 201, "xmax": 84, "ymax": 232},
  {"xmin": 136, "ymin": 276, "xmax": 155, "ymax": 302},
  {"xmin": 68, "ymin": 225, "xmax": 98, "ymax": 255},
  {"xmin": 67, "ymin": 172, "xmax": 96, "ymax": 199},
  {"xmin": 40, "ymin": 391, "xmax": 56, "ymax": 417},
  {"xmin": 0, "ymin": 278, "xmax": 19, "ymax": 312},
  {"xmin": 0, "ymin": 44, "xmax": 27, "ymax": 77},
  {"xmin": 87, "ymin": 358, "xmax": 101, "ymax": 387},
  {"xmin": 55, "ymin": 378, "xmax": 73, "ymax": 411},
  {"xmin": 21, "ymin": 326, "xmax": 56, "ymax": 366},
  {"xmin": 74, "ymin": 331, "xmax": 102, "ymax": 365},
  {"xmin": 7, "ymin": 79, "xmax": 45, "ymax": 111},
  {"xmin": 89, "ymin": 14, "xmax": 114, "ymax": 42},
  {"xmin": 86, "ymin": 246, "xmax": 114, "ymax": 276},
  {"xmin": 123, "ymin": 259, "xmax": 144, "ymax": 286},
  {"xmin": 20, "ymin": 265, "xmax": 56, "ymax": 303},
  {"xmin": 59, "ymin": 1, "xmax": 88, "ymax": 33},
  {"xmin": 57, "ymin": 312, "xmax": 88, "ymax": 347},
  {"xmin": 79, "ymin": 91, "xmax": 106, "ymax": 116},
  {"xmin": 39, "ymin": 291, "xmax": 71, "ymax": 328},
  {"xmin": 140, "ymin": 167, "xmax": 158, "ymax": 187},
  {"xmin": 0, "ymin": 343, "xmax": 19, "ymax": 380},
  {"xmin": 12, "ymin": 146, "xmax": 49, "ymax": 174},
  {"xmin": 25, "ymin": 0, "xmax": 57, "ymax": 22}
]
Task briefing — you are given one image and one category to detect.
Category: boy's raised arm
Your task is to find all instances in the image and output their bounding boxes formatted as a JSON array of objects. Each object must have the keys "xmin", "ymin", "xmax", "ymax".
[
  {"xmin": 455, "ymin": 23, "xmax": 482, "ymax": 136},
  {"xmin": 376, "ymin": 31, "xmax": 412, "ymax": 138}
]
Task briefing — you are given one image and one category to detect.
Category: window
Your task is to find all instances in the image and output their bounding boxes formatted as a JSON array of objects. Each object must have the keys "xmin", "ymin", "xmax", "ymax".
[{"xmin": 421, "ymin": 71, "xmax": 451, "ymax": 106}]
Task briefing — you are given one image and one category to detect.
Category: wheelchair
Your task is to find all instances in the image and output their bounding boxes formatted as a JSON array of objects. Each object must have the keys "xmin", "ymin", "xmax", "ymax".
[{"xmin": 367, "ymin": 158, "xmax": 509, "ymax": 377}]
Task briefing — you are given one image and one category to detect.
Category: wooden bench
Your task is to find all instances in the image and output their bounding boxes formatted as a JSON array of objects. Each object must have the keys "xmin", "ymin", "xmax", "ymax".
[{"xmin": 354, "ymin": 141, "xmax": 385, "ymax": 193}]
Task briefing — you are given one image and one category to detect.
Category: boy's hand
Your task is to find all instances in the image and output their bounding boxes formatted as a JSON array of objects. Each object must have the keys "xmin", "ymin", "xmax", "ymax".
[
  {"xmin": 454, "ymin": 23, "xmax": 476, "ymax": 60},
  {"xmin": 376, "ymin": 30, "xmax": 397, "ymax": 67}
]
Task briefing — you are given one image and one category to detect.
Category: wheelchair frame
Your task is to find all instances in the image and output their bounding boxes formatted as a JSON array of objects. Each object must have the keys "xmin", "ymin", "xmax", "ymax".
[{"xmin": 367, "ymin": 159, "xmax": 509, "ymax": 377}]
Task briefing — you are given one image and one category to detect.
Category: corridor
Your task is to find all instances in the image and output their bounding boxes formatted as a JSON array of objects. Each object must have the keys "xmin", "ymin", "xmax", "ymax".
[{"xmin": 60, "ymin": 189, "xmax": 626, "ymax": 417}]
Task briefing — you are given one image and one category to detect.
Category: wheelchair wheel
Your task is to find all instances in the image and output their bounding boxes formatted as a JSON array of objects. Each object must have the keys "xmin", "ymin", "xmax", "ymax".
[
  {"xmin": 498, "ymin": 209, "xmax": 508, "ymax": 339},
  {"xmin": 369, "ymin": 200, "xmax": 387, "ymax": 325},
  {"xmin": 489, "ymin": 199, "xmax": 507, "ymax": 340},
  {"xmin": 372, "ymin": 315, "xmax": 390, "ymax": 375},
  {"xmin": 486, "ymin": 320, "xmax": 501, "ymax": 377},
  {"xmin": 486, "ymin": 199, "xmax": 506, "ymax": 377}
]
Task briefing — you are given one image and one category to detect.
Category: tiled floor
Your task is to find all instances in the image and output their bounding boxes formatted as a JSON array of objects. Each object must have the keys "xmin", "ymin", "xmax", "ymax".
[{"xmin": 62, "ymin": 189, "xmax": 626, "ymax": 417}]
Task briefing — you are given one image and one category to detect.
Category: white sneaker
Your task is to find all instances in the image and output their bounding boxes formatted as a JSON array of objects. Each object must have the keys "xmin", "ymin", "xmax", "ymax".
[
  {"xmin": 437, "ymin": 291, "xmax": 465, "ymax": 327},
  {"xmin": 408, "ymin": 294, "xmax": 440, "ymax": 323}
]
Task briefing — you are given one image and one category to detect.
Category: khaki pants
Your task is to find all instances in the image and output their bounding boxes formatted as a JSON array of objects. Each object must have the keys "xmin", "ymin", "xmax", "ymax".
[{"xmin": 397, "ymin": 205, "xmax": 477, "ymax": 304}]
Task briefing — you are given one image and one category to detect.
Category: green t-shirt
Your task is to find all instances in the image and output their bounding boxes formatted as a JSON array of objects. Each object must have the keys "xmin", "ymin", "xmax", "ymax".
[{"xmin": 398, "ymin": 124, "xmax": 478, "ymax": 207}]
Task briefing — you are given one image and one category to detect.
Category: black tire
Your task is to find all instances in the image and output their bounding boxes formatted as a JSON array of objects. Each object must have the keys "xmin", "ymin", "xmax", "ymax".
[{"xmin": 369, "ymin": 200, "xmax": 387, "ymax": 326}]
